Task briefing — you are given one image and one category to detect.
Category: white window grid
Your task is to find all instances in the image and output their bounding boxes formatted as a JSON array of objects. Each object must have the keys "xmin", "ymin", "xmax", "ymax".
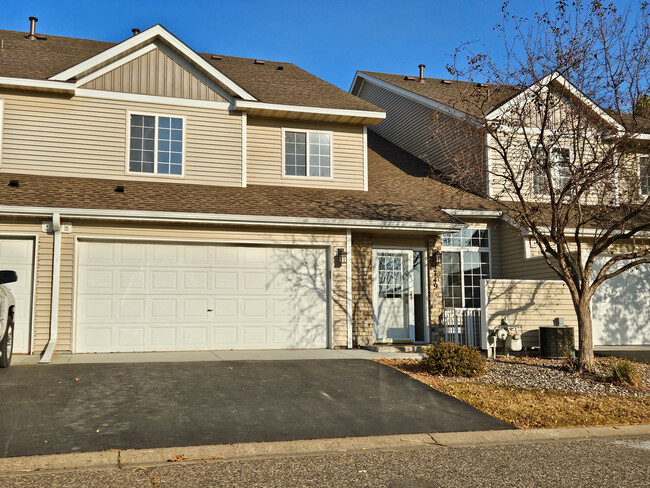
[
  {"xmin": 283, "ymin": 129, "xmax": 332, "ymax": 179},
  {"xmin": 441, "ymin": 229, "xmax": 491, "ymax": 309},
  {"xmin": 128, "ymin": 113, "xmax": 185, "ymax": 176},
  {"xmin": 531, "ymin": 146, "xmax": 570, "ymax": 196}
]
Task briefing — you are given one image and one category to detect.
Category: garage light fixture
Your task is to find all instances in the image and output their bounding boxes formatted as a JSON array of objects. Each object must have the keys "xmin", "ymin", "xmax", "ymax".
[
  {"xmin": 430, "ymin": 251, "xmax": 442, "ymax": 268},
  {"xmin": 335, "ymin": 248, "xmax": 347, "ymax": 266}
]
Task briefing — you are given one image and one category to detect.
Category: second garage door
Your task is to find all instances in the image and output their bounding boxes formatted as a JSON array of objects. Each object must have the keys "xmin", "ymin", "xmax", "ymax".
[
  {"xmin": 591, "ymin": 256, "xmax": 650, "ymax": 346},
  {"xmin": 76, "ymin": 241, "xmax": 329, "ymax": 353}
]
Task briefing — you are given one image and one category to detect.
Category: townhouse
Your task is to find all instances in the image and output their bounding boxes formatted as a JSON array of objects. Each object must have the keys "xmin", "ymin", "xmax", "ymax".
[{"xmin": 0, "ymin": 20, "xmax": 501, "ymax": 360}]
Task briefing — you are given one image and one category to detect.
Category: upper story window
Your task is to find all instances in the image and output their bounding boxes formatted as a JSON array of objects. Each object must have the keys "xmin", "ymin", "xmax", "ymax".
[
  {"xmin": 531, "ymin": 147, "xmax": 570, "ymax": 196},
  {"xmin": 284, "ymin": 130, "xmax": 331, "ymax": 178},
  {"xmin": 640, "ymin": 155, "xmax": 650, "ymax": 196},
  {"xmin": 129, "ymin": 114, "xmax": 184, "ymax": 176}
]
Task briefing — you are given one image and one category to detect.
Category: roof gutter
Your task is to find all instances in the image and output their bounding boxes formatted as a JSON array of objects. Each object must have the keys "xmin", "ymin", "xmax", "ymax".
[
  {"xmin": 0, "ymin": 205, "xmax": 464, "ymax": 233},
  {"xmin": 0, "ymin": 77, "xmax": 75, "ymax": 93},
  {"xmin": 39, "ymin": 212, "xmax": 61, "ymax": 364},
  {"xmin": 443, "ymin": 209, "xmax": 503, "ymax": 218},
  {"xmin": 234, "ymin": 100, "xmax": 386, "ymax": 124}
]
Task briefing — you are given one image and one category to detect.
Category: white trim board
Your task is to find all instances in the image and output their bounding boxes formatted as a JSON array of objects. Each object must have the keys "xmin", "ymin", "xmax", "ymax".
[
  {"xmin": 0, "ymin": 205, "xmax": 465, "ymax": 232},
  {"xmin": 49, "ymin": 24, "xmax": 256, "ymax": 101},
  {"xmin": 75, "ymin": 89, "xmax": 231, "ymax": 110},
  {"xmin": 0, "ymin": 77, "xmax": 75, "ymax": 93},
  {"xmin": 486, "ymin": 71, "xmax": 624, "ymax": 131},
  {"xmin": 235, "ymin": 100, "xmax": 385, "ymax": 122}
]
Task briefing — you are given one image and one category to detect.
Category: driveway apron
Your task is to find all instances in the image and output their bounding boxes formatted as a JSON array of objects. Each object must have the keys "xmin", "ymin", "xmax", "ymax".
[{"xmin": 0, "ymin": 359, "xmax": 512, "ymax": 457}]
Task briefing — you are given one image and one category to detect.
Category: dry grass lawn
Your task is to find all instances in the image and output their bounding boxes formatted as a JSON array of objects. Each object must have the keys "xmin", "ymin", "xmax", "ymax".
[{"xmin": 379, "ymin": 359, "xmax": 650, "ymax": 429}]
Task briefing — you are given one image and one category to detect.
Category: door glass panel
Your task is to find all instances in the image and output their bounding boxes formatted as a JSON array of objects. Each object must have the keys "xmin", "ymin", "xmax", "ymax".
[{"xmin": 378, "ymin": 254, "xmax": 406, "ymax": 299}]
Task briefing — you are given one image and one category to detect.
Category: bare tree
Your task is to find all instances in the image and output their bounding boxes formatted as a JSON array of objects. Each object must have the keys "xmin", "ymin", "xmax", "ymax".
[{"xmin": 432, "ymin": 1, "xmax": 650, "ymax": 369}]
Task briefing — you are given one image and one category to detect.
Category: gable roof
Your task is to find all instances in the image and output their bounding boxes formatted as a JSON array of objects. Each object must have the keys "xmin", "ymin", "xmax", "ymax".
[
  {"xmin": 355, "ymin": 71, "xmax": 520, "ymax": 118},
  {"xmin": 0, "ymin": 132, "xmax": 497, "ymax": 227},
  {"xmin": 0, "ymin": 25, "xmax": 382, "ymax": 117},
  {"xmin": 354, "ymin": 70, "xmax": 650, "ymax": 135}
]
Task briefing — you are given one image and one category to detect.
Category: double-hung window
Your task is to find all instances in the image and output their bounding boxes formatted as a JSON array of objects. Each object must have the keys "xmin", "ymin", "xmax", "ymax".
[
  {"xmin": 284, "ymin": 130, "xmax": 331, "ymax": 178},
  {"xmin": 531, "ymin": 147, "xmax": 548, "ymax": 196},
  {"xmin": 551, "ymin": 147, "xmax": 570, "ymax": 190},
  {"xmin": 531, "ymin": 146, "xmax": 570, "ymax": 196},
  {"xmin": 640, "ymin": 155, "xmax": 650, "ymax": 196},
  {"xmin": 129, "ymin": 114, "xmax": 184, "ymax": 176}
]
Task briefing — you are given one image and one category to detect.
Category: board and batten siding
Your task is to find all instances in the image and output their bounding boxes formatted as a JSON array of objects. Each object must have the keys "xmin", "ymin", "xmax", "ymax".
[
  {"xmin": 356, "ymin": 80, "xmax": 485, "ymax": 190},
  {"xmin": 246, "ymin": 116, "xmax": 365, "ymax": 190},
  {"xmin": 80, "ymin": 45, "xmax": 228, "ymax": 102},
  {"xmin": 1, "ymin": 218, "xmax": 349, "ymax": 353},
  {"xmin": 0, "ymin": 90, "xmax": 243, "ymax": 186},
  {"xmin": 485, "ymin": 279, "xmax": 578, "ymax": 348}
]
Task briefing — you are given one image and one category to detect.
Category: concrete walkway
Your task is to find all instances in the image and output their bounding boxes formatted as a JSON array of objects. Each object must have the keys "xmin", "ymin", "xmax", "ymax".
[{"xmin": 11, "ymin": 348, "xmax": 421, "ymax": 365}]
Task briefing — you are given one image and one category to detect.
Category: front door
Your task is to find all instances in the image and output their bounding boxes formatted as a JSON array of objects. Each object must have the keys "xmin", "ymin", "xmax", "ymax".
[{"xmin": 373, "ymin": 250, "xmax": 415, "ymax": 342}]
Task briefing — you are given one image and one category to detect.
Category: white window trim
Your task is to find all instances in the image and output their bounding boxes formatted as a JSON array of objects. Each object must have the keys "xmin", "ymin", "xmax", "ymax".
[
  {"xmin": 638, "ymin": 154, "xmax": 650, "ymax": 197},
  {"xmin": 531, "ymin": 146, "xmax": 570, "ymax": 197},
  {"xmin": 441, "ymin": 227, "xmax": 492, "ymax": 309},
  {"xmin": 281, "ymin": 127, "xmax": 334, "ymax": 181},
  {"xmin": 125, "ymin": 111, "xmax": 187, "ymax": 178}
]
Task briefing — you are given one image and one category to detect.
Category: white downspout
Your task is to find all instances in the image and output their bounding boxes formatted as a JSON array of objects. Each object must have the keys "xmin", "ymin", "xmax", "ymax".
[
  {"xmin": 346, "ymin": 229, "xmax": 353, "ymax": 349},
  {"xmin": 39, "ymin": 213, "xmax": 61, "ymax": 364}
]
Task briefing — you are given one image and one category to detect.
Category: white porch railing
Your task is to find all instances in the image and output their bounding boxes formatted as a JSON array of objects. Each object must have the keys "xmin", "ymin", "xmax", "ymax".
[{"xmin": 443, "ymin": 308, "xmax": 482, "ymax": 347}]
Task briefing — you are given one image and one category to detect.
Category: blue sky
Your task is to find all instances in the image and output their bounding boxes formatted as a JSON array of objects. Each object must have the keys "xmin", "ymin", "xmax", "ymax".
[{"xmin": 0, "ymin": 1, "xmax": 637, "ymax": 91}]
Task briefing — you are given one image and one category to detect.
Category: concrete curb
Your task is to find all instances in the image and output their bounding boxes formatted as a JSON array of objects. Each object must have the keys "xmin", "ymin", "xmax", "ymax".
[{"xmin": 1, "ymin": 424, "xmax": 649, "ymax": 475}]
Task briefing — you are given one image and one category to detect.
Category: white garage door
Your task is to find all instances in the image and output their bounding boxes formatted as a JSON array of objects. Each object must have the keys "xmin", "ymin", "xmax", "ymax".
[
  {"xmin": 76, "ymin": 241, "xmax": 329, "ymax": 353},
  {"xmin": 592, "ymin": 256, "xmax": 650, "ymax": 346},
  {"xmin": 0, "ymin": 238, "xmax": 35, "ymax": 354}
]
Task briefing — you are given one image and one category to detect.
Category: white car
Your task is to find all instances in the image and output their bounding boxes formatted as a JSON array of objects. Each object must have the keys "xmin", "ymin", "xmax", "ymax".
[{"xmin": 0, "ymin": 270, "xmax": 17, "ymax": 368}]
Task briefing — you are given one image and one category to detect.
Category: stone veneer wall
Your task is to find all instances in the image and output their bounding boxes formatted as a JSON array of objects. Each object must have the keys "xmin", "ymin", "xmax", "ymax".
[
  {"xmin": 351, "ymin": 233, "xmax": 374, "ymax": 346},
  {"xmin": 427, "ymin": 236, "xmax": 444, "ymax": 342}
]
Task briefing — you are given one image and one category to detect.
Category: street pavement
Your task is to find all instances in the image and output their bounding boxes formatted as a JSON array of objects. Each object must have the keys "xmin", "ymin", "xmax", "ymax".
[
  {"xmin": 0, "ymin": 359, "xmax": 510, "ymax": 457},
  {"xmin": 1, "ymin": 436, "xmax": 648, "ymax": 487}
]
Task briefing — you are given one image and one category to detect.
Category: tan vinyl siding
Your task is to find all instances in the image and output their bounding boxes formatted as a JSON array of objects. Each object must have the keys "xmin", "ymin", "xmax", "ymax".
[
  {"xmin": 488, "ymin": 222, "xmax": 502, "ymax": 279},
  {"xmin": 0, "ymin": 90, "xmax": 242, "ymax": 186},
  {"xmin": 246, "ymin": 116, "xmax": 365, "ymax": 190},
  {"xmin": 499, "ymin": 221, "xmax": 558, "ymax": 280},
  {"xmin": 81, "ymin": 46, "xmax": 227, "ymax": 102},
  {"xmin": 356, "ymin": 80, "xmax": 485, "ymax": 190},
  {"xmin": 0, "ymin": 219, "xmax": 50, "ymax": 352},
  {"xmin": 7, "ymin": 219, "xmax": 348, "ymax": 353},
  {"xmin": 485, "ymin": 279, "xmax": 578, "ymax": 348}
]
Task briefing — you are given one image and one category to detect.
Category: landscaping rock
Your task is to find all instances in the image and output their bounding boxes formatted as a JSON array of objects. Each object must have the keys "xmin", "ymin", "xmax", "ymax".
[{"xmin": 474, "ymin": 357, "xmax": 649, "ymax": 397}]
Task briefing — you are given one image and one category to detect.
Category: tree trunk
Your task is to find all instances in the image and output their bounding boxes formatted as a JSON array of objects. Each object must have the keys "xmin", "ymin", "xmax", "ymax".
[{"xmin": 575, "ymin": 298, "xmax": 595, "ymax": 371}]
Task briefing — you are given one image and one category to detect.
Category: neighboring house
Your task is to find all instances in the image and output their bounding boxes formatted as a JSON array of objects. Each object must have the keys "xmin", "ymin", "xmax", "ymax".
[
  {"xmin": 351, "ymin": 69, "xmax": 650, "ymax": 348},
  {"xmin": 0, "ymin": 20, "xmax": 503, "ymax": 359}
]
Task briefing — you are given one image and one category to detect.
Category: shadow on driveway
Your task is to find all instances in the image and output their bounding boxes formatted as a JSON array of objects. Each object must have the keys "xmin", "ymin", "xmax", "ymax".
[{"xmin": 0, "ymin": 359, "xmax": 512, "ymax": 457}]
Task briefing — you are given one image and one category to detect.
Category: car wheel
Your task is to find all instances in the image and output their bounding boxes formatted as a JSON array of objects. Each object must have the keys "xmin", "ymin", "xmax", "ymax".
[{"xmin": 0, "ymin": 315, "xmax": 13, "ymax": 368}]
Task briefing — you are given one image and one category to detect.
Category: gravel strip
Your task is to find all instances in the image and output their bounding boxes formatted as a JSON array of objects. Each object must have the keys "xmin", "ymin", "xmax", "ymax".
[{"xmin": 472, "ymin": 357, "xmax": 650, "ymax": 397}]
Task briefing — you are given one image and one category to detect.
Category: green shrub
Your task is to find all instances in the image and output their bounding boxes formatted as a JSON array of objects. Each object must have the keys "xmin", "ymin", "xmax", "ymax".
[
  {"xmin": 607, "ymin": 358, "xmax": 640, "ymax": 387},
  {"xmin": 420, "ymin": 342, "xmax": 487, "ymax": 378}
]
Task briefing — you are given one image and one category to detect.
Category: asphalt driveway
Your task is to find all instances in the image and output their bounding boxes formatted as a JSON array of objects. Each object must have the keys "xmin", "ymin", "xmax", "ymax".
[{"xmin": 0, "ymin": 359, "xmax": 512, "ymax": 458}]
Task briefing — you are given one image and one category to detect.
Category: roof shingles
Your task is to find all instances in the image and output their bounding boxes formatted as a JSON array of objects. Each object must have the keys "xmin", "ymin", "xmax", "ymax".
[{"xmin": 0, "ymin": 28, "xmax": 379, "ymax": 112}]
